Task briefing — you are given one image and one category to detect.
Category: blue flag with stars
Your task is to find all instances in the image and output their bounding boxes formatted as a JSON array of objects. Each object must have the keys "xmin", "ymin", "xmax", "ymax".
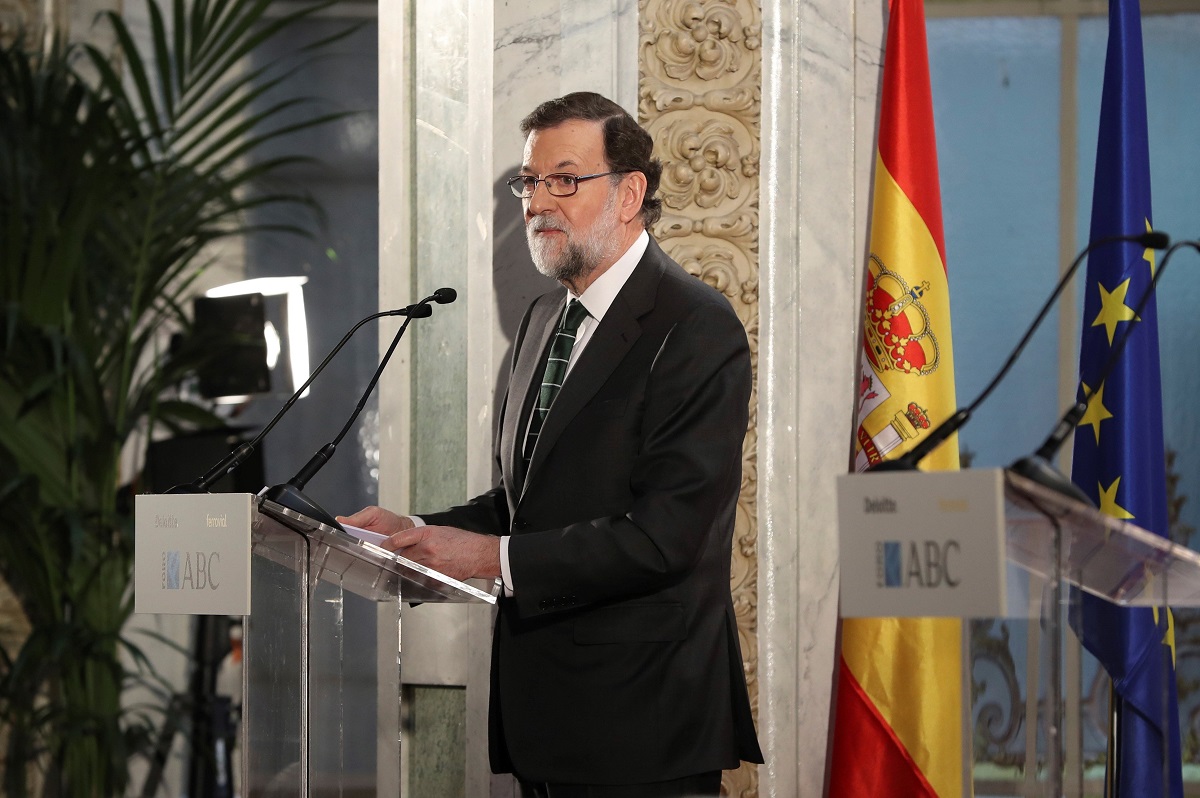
[{"xmin": 1071, "ymin": 1, "xmax": 1182, "ymax": 796}]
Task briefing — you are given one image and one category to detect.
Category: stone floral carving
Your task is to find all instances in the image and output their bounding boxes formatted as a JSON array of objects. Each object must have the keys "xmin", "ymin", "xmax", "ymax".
[
  {"xmin": 639, "ymin": 84, "xmax": 760, "ymax": 118},
  {"xmin": 640, "ymin": 0, "xmax": 760, "ymax": 793},
  {"xmin": 674, "ymin": 242, "xmax": 745, "ymax": 298},
  {"xmin": 655, "ymin": 209, "xmax": 758, "ymax": 252},
  {"xmin": 654, "ymin": 116, "xmax": 752, "ymax": 210},
  {"xmin": 641, "ymin": 0, "xmax": 760, "ymax": 85}
]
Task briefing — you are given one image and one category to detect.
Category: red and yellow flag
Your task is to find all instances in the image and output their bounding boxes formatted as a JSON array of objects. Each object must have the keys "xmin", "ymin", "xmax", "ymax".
[{"xmin": 832, "ymin": 1, "xmax": 963, "ymax": 796}]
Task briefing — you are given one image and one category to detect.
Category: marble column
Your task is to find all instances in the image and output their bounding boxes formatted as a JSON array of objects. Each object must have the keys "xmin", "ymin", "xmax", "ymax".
[{"xmin": 756, "ymin": 0, "xmax": 883, "ymax": 795}]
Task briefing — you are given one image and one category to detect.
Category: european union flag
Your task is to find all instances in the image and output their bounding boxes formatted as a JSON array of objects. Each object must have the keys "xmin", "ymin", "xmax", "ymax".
[{"xmin": 1071, "ymin": 1, "xmax": 1182, "ymax": 795}]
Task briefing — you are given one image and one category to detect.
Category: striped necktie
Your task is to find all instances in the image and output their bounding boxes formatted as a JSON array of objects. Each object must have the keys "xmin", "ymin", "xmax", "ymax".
[{"xmin": 524, "ymin": 299, "xmax": 589, "ymax": 463}]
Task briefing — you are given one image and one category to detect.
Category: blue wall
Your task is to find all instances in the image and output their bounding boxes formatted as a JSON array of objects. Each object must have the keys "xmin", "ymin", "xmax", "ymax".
[{"xmin": 930, "ymin": 13, "xmax": 1200, "ymax": 546}]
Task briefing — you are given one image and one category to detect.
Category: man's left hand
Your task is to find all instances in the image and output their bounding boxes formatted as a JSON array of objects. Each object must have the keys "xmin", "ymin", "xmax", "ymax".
[{"xmin": 381, "ymin": 525, "xmax": 502, "ymax": 582}]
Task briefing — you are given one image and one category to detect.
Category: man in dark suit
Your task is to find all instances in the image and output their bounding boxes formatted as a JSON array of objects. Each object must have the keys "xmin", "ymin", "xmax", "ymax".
[{"xmin": 341, "ymin": 92, "xmax": 762, "ymax": 797}]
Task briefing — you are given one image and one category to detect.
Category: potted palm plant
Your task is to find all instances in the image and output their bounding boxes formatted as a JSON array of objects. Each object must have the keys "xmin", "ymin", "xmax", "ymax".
[{"xmin": 0, "ymin": 0, "xmax": 348, "ymax": 792}]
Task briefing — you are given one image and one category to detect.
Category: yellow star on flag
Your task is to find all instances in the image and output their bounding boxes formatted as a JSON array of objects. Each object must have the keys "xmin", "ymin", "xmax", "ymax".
[
  {"xmin": 1153, "ymin": 605, "xmax": 1178, "ymax": 668},
  {"xmin": 1098, "ymin": 476, "xmax": 1135, "ymax": 520},
  {"xmin": 1143, "ymin": 219, "xmax": 1157, "ymax": 277},
  {"xmin": 1092, "ymin": 279, "xmax": 1139, "ymax": 345},
  {"xmin": 1078, "ymin": 381, "xmax": 1114, "ymax": 445}
]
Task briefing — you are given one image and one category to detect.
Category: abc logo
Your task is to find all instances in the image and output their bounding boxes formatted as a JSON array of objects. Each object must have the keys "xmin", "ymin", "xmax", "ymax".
[
  {"xmin": 878, "ymin": 540, "xmax": 960, "ymax": 589},
  {"xmin": 162, "ymin": 550, "xmax": 221, "ymax": 590}
]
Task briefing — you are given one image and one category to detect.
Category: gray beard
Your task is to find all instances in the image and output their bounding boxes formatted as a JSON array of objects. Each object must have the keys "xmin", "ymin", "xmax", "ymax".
[
  {"xmin": 526, "ymin": 193, "xmax": 621, "ymax": 285},
  {"xmin": 533, "ymin": 239, "xmax": 592, "ymax": 285}
]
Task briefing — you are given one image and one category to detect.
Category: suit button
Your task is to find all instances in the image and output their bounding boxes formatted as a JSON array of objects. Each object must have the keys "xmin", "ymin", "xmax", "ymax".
[{"xmin": 512, "ymin": 517, "xmax": 529, "ymax": 531}]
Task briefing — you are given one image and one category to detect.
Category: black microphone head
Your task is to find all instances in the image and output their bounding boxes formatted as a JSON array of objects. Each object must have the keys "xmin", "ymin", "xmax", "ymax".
[
  {"xmin": 433, "ymin": 287, "xmax": 457, "ymax": 304},
  {"xmin": 408, "ymin": 303, "xmax": 433, "ymax": 317},
  {"xmin": 1137, "ymin": 230, "xmax": 1170, "ymax": 249},
  {"xmin": 1009, "ymin": 454, "xmax": 1094, "ymax": 507}
]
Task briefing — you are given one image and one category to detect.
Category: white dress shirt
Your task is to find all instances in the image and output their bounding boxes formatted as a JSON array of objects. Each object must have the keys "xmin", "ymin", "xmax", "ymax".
[
  {"xmin": 408, "ymin": 230, "xmax": 652, "ymax": 590},
  {"xmin": 413, "ymin": 230, "xmax": 650, "ymax": 596},
  {"xmin": 497, "ymin": 229, "xmax": 649, "ymax": 592}
]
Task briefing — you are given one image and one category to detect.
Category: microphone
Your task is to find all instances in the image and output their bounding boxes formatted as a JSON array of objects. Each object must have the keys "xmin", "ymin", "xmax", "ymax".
[
  {"xmin": 1009, "ymin": 240, "xmax": 1196, "ymax": 503},
  {"xmin": 167, "ymin": 301, "xmax": 436, "ymax": 494},
  {"xmin": 869, "ymin": 230, "xmax": 1170, "ymax": 472},
  {"xmin": 261, "ymin": 288, "xmax": 458, "ymax": 529}
]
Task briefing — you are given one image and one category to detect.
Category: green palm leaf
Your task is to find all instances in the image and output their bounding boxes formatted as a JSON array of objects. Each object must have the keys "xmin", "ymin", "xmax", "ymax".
[{"xmin": 0, "ymin": 0, "xmax": 350, "ymax": 791}]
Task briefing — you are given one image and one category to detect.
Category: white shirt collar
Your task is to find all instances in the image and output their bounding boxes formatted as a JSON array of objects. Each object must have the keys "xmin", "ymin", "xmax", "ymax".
[{"xmin": 572, "ymin": 229, "xmax": 649, "ymax": 323}]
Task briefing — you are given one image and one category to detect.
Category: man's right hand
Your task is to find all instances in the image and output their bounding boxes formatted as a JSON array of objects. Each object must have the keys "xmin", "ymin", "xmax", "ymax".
[{"xmin": 335, "ymin": 505, "xmax": 414, "ymax": 536}]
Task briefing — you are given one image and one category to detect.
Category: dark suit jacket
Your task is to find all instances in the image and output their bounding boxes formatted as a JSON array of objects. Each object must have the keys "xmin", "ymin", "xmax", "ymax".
[{"xmin": 421, "ymin": 237, "xmax": 763, "ymax": 784}]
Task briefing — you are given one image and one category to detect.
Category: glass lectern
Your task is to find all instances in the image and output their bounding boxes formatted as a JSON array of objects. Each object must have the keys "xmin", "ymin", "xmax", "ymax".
[
  {"xmin": 838, "ymin": 468, "xmax": 1200, "ymax": 797},
  {"xmin": 243, "ymin": 499, "xmax": 495, "ymax": 797}
]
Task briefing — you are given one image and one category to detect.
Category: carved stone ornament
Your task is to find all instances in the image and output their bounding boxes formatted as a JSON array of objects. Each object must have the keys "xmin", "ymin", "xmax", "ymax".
[{"xmin": 639, "ymin": 0, "xmax": 761, "ymax": 794}]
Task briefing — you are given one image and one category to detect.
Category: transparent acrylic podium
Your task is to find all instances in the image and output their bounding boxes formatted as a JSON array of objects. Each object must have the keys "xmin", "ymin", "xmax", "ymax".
[
  {"xmin": 1004, "ymin": 470, "xmax": 1200, "ymax": 607},
  {"xmin": 244, "ymin": 498, "xmax": 495, "ymax": 797},
  {"xmin": 838, "ymin": 468, "xmax": 1200, "ymax": 797},
  {"xmin": 1005, "ymin": 470, "xmax": 1199, "ymax": 796}
]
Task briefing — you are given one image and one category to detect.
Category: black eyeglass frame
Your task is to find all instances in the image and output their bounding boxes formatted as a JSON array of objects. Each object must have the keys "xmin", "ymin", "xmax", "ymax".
[{"xmin": 505, "ymin": 170, "xmax": 633, "ymax": 198}]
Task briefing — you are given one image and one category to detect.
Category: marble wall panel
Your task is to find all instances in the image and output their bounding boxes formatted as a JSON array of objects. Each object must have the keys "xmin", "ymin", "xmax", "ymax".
[{"xmin": 755, "ymin": 0, "xmax": 882, "ymax": 795}]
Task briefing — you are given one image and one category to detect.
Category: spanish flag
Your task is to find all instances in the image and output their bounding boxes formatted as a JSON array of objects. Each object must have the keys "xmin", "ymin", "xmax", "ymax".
[{"xmin": 832, "ymin": 1, "xmax": 963, "ymax": 796}]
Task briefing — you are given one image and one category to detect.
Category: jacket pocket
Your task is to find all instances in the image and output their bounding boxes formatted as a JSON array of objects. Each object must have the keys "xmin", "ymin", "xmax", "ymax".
[{"xmin": 573, "ymin": 602, "xmax": 686, "ymax": 644}]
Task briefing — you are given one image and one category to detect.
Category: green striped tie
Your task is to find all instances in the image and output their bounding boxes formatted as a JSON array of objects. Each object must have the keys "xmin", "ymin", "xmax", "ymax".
[{"xmin": 524, "ymin": 299, "xmax": 589, "ymax": 463}]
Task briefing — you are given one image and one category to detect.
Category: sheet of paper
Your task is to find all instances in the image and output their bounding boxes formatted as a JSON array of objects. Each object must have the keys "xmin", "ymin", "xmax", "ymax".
[{"xmin": 341, "ymin": 523, "xmax": 389, "ymax": 547}]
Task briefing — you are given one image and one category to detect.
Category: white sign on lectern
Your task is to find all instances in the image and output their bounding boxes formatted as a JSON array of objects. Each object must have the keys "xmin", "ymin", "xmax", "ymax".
[
  {"xmin": 134, "ymin": 493, "xmax": 252, "ymax": 615},
  {"xmin": 837, "ymin": 469, "xmax": 1008, "ymax": 618}
]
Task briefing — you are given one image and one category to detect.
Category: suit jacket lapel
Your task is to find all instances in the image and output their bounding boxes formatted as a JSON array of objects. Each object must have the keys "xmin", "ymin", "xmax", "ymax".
[
  {"xmin": 520, "ymin": 243, "xmax": 665, "ymax": 493},
  {"xmin": 504, "ymin": 296, "xmax": 564, "ymax": 489}
]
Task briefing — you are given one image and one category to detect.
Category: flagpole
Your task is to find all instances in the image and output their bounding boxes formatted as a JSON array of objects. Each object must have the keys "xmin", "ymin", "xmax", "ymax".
[
  {"xmin": 1048, "ymin": 518, "xmax": 1063, "ymax": 795},
  {"xmin": 1107, "ymin": 690, "xmax": 1118, "ymax": 794}
]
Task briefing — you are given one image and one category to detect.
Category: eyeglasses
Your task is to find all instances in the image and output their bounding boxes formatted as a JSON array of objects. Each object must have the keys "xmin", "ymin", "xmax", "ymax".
[{"xmin": 506, "ymin": 171, "xmax": 632, "ymax": 198}]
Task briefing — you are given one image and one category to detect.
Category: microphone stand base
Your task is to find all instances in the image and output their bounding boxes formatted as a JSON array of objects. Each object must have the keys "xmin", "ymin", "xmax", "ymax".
[
  {"xmin": 1008, "ymin": 455, "xmax": 1095, "ymax": 508},
  {"xmin": 261, "ymin": 483, "xmax": 345, "ymax": 531}
]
